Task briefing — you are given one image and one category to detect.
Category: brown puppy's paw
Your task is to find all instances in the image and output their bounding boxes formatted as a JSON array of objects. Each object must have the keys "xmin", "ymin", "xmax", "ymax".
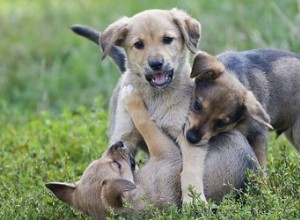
[{"xmin": 120, "ymin": 84, "xmax": 143, "ymax": 110}]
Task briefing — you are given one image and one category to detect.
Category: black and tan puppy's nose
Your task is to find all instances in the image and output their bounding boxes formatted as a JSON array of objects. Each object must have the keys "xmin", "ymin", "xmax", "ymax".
[
  {"xmin": 148, "ymin": 59, "xmax": 164, "ymax": 71},
  {"xmin": 186, "ymin": 130, "xmax": 201, "ymax": 144}
]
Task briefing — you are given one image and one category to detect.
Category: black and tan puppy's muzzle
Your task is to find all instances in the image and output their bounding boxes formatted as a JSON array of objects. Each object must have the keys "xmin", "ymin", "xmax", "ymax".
[
  {"xmin": 145, "ymin": 59, "xmax": 174, "ymax": 89},
  {"xmin": 186, "ymin": 128, "xmax": 201, "ymax": 144},
  {"xmin": 185, "ymin": 126, "xmax": 210, "ymax": 147},
  {"xmin": 182, "ymin": 121, "xmax": 207, "ymax": 146}
]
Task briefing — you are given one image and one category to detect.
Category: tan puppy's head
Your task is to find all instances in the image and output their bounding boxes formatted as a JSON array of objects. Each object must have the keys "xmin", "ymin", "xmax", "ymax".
[
  {"xmin": 185, "ymin": 52, "xmax": 272, "ymax": 146},
  {"xmin": 100, "ymin": 8, "xmax": 201, "ymax": 89},
  {"xmin": 45, "ymin": 141, "xmax": 137, "ymax": 219}
]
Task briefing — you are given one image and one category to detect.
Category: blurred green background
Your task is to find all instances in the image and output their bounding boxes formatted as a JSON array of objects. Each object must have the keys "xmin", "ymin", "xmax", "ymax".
[
  {"xmin": 1, "ymin": 0, "xmax": 299, "ymax": 116},
  {"xmin": 1, "ymin": 1, "xmax": 300, "ymax": 219}
]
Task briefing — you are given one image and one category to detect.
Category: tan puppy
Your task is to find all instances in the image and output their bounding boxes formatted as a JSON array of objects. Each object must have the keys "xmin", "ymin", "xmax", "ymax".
[
  {"xmin": 99, "ymin": 9, "xmax": 207, "ymax": 203},
  {"xmin": 45, "ymin": 85, "xmax": 258, "ymax": 219},
  {"xmin": 186, "ymin": 49, "xmax": 300, "ymax": 168}
]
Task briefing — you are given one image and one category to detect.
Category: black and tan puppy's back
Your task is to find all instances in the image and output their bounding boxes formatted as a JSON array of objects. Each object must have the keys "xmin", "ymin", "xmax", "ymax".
[
  {"xmin": 221, "ymin": 49, "xmax": 300, "ymax": 133},
  {"xmin": 218, "ymin": 49, "xmax": 300, "ymax": 149},
  {"xmin": 187, "ymin": 49, "xmax": 300, "ymax": 168}
]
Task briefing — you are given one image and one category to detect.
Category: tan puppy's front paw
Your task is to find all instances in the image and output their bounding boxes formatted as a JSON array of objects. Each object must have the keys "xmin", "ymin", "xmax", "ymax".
[{"xmin": 120, "ymin": 84, "xmax": 143, "ymax": 110}]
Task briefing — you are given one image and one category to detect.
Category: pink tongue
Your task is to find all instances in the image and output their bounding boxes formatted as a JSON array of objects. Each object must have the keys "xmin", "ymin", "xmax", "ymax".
[{"xmin": 153, "ymin": 74, "xmax": 166, "ymax": 85}]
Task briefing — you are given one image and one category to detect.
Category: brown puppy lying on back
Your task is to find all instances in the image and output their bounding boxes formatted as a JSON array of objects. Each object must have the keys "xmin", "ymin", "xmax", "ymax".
[
  {"xmin": 46, "ymin": 85, "xmax": 258, "ymax": 219},
  {"xmin": 186, "ymin": 49, "xmax": 300, "ymax": 169}
]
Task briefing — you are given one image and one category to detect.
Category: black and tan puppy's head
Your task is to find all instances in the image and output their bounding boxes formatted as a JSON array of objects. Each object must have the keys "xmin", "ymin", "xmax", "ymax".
[
  {"xmin": 100, "ymin": 8, "xmax": 201, "ymax": 89},
  {"xmin": 185, "ymin": 52, "xmax": 272, "ymax": 146},
  {"xmin": 45, "ymin": 141, "xmax": 136, "ymax": 220}
]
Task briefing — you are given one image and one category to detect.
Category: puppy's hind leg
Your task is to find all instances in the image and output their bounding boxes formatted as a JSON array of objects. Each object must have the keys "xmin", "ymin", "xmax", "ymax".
[
  {"xmin": 292, "ymin": 118, "xmax": 300, "ymax": 150},
  {"xmin": 284, "ymin": 117, "xmax": 300, "ymax": 151},
  {"xmin": 249, "ymin": 131, "xmax": 268, "ymax": 171}
]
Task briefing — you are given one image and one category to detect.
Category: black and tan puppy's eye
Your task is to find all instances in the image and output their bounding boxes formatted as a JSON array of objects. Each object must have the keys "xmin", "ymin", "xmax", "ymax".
[
  {"xmin": 214, "ymin": 117, "xmax": 230, "ymax": 128},
  {"xmin": 215, "ymin": 119, "xmax": 226, "ymax": 128},
  {"xmin": 162, "ymin": 36, "xmax": 173, "ymax": 45},
  {"xmin": 193, "ymin": 101, "xmax": 203, "ymax": 113},
  {"xmin": 134, "ymin": 40, "xmax": 144, "ymax": 50}
]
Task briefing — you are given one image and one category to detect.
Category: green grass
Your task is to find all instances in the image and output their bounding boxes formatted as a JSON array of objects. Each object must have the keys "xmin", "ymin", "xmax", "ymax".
[{"xmin": 0, "ymin": 0, "xmax": 300, "ymax": 219}]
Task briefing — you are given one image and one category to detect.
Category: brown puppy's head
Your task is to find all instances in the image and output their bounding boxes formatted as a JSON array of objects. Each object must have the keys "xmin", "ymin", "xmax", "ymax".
[
  {"xmin": 100, "ymin": 8, "xmax": 201, "ymax": 89},
  {"xmin": 185, "ymin": 52, "xmax": 272, "ymax": 146},
  {"xmin": 45, "ymin": 141, "xmax": 136, "ymax": 219}
]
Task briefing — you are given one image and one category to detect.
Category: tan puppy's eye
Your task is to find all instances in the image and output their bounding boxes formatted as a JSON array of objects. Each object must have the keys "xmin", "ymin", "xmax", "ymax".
[
  {"xmin": 113, "ymin": 160, "xmax": 122, "ymax": 170},
  {"xmin": 134, "ymin": 40, "xmax": 144, "ymax": 50},
  {"xmin": 162, "ymin": 36, "xmax": 173, "ymax": 45}
]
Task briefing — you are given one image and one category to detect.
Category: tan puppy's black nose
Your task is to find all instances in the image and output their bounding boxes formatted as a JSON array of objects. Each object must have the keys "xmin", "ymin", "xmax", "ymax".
[{"xmin": 148, "ymin": 59, "xmax": 164, "ymax": 71}]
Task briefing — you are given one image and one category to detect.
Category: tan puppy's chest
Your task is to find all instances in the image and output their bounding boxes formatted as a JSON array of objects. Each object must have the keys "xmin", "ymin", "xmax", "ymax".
[{"xmin": 145, "ymin": 94, "xmax": 191, "ymax": 138}]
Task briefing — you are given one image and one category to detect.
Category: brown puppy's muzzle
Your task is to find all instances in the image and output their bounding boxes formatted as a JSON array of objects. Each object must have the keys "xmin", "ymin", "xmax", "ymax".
[
  {"xmin": 106, "ymin": 141, "xmax": 125, "ymax": 154},
  {"xmin": 104, "ymin": 141, "xmax": 136, "ymax": 171}
]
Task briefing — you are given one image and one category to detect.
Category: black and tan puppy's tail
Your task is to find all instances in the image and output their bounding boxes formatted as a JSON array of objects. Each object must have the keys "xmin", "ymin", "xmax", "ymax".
[{"xmin": 71, "ymin": 24, "xmax": 126, "ymax": 73}]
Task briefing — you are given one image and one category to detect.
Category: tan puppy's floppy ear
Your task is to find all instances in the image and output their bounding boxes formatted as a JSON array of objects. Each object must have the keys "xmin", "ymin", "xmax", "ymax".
[
  {"xmin": 243, "ymin": 91, "xmax": 273, "ymax": 129},
  {"xmin": 171, "ymin": 8, "xmax": 201, "ymax": 53},
  {"xmin": 100, "ymin": 17, "xmax": 130, "ymax": 60},
  {"xmin": 191, "ymin": 52, "xmax": 225, "ymax": 81},
  {"xmin": 45, "ymin": 182, "xmax": 76, "ymax": 206},
  {"xmin": 101, "ymin": 179, "xmax": 136, "ymax": 207}
]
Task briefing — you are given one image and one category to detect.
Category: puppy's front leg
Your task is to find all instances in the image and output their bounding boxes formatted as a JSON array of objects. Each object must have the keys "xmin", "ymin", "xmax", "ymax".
[
  {"xmin": 178, "ymin": 134, "xmax": 208, "ymax": 204},
  {"xmin": 109, "ymin": 86, "xmax": 142, "ymax": 155},
  {"xmin": 121, "ymin": 85, "xmax": 175, "ymax": 159}
]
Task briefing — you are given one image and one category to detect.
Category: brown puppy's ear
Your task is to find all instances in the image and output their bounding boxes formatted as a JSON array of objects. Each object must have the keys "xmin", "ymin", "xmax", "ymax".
[
  {"xmin": 45, "ymin": 182, "xmax": 76, "ymax": 206},
  {"xmin": 171, "ymin": 8, "xmax": 201, "ymax": 53},
  {"xmin": 100, "ymin": 17, "xmax": 130, "ymax": 60},
  {"xmin": 101, "ymin": 179, "xmax": 136, "ymax": 207},
  {"xmin": 191, "ymin": 52, "xmax": 225, "ymax": 81},
  {"xmin": 243, "ymin": 91, "xmax": 273, "ymax": 129}
]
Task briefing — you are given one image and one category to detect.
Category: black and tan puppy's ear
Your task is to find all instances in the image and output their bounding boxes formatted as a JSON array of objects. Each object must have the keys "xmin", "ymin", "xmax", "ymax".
[
  {"xmin": 191, "ymin": 52, "xmax": 225, "ymax": 81},
  {"xmin": 101, "ymin": 179, "xmax": 136, "ymax": 207},
  {"xmin": 243, "ymin": 91, "xmax": 273, "ymax": 129},
  {"xmin": 171, "ymin": 8, "xmax": 201, "ymax": 54},
  {"xmin": 100, "ymin": 17, "xmax": 130, "ymax": 60},
  {"xmin": 45, "ymin": 182, "xmax": 76, "ymax": 206}
]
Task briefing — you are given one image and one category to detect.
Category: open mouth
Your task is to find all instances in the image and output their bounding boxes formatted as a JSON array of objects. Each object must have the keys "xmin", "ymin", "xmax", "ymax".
[{"xmin": 145, "ymin": 69, "xmax": 174, "ymax": 88}]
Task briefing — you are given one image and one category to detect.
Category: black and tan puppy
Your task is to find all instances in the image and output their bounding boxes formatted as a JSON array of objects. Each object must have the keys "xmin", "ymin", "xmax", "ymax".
[
  {"xmin": 187, "ymin": 49, "xmax": 300, "ymax": 168},
  {"xmin": 46, "ymin": 85, "xmax": 257, "ymax": 219}
]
